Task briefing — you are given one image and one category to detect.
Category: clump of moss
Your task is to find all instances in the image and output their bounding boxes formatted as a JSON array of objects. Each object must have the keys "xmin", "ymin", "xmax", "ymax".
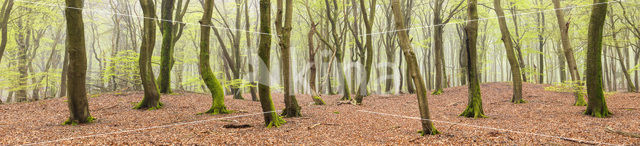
[
  {"xmin": 62, "ymin": 116, "xmax": 96, "ymax": 126},
  {"xmin": 431, "ymin": 89, "xmax": 443, "ymax": 95}
]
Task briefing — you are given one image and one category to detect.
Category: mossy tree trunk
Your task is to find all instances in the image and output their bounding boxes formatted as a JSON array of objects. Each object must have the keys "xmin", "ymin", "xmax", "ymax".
[
  {"xmin": 493, "ymin": 0, "xmax": 524, "ymax": 104},
  {"xmin": 157, "ymin": 0, "xmax": 175, "ymax": 94},
  {"xmin": 303, "ymin": 3, "xmax": 325, "ymax": 105},
  {"xmin": 258, "ymin": 0, "xmax": 285, "ymax": 127},
  {"xmin": 353, "ymin": 0, "xmax": 376, "ymax": 105},
  {"xmin": 552, "ymin": 0, "xmax": 587, "ymax": 106},
  {"xmin": 432, "ymin": 0, "xmax": 445, "ymax": 95},
  {"xmin": 0, "ymin": 0, "xmax": 13, "ymax": 64},
  {"xmin": 324, "ymin": 0, "xmax": 351, "ymax": 101},
  {"xmin": 276, "ymin": 0, "xmax": 301, "ymax": 117},
  {"xmin": 199, "ymin": 0, "xmax": 230, "ymax": 114},
  {"xmin": 63, "ymin": 0, "xmax": 93, "ymax": 124},
  {"xmin": 134, "ymin": 0, "xmax": 162, "ymax": 110},
  {"xmin": 460, "ymin": 0, "xmax": 486, "ymax": 118},
  {"xmin": 584, "ymin": 0, "xmax": 611, "ymax": 118},
  {"xmin": 391, "ymin": 0, "xmax": 439, "ymax": 135}
]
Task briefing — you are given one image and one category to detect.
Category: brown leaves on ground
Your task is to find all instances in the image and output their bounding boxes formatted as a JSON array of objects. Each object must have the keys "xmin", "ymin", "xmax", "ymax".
[{"xmin": 0, "ymin": 82, "xmax": 638, "ymax": 145}]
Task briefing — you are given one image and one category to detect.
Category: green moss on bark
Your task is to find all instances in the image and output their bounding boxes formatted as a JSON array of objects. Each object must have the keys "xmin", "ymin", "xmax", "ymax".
[
  {"xmin": 431, "ymin": 89, "xmax": 443, "ymax": 95},
  {"xmin": 312, "ymin": 96, "xmax": 325, "ymax": 105},
  {"xmin": 62, "ymin": 116, "xmax": 95, "ymax": 125}
]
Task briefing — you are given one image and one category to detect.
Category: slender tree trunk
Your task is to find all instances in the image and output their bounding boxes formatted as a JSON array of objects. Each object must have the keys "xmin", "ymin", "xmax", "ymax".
[
  {"xmin": 134, "ymin": 0, "xmax": 162, "ymax": 110},
  {"xmin": 391, "ymin": 0, "xmax": 439, "ymax": 135},
  {"xmin": 63, "ymin": 0, "xmax": 93, "ymax": 124},
  {"xmin": 246, "ymin": 0, "xmax": 258, "ymax": 101},
  {"xmin": 276, "ymin": 0, "xmax": 301, "ymax": 117},
  {"xmin": 537, "ymin": 0, "xmax": 545, "ymax": 84},
  {"xmin": 460, "ymin": 0, "xmax": 485, "ymax": 118},
  {"xmin": 15, "ymin": 23, "xmax": 29, "ymax": 102},
  {"xmin": 199, "ymin": 0, "xmax": 230, "ymax": 114},
  {"xmin": 609, "ymin": 18, "xmax": 637, "ymax": 92},
  {"xmin": 432, "ymin": 0, "xmax": 444, "ymax": 95},
  {"xmin": 157, "ymin": 0, "xmax": 176, "ymax": 94},
  {"xmin": 257, "ymin": 0, "xmax": 285, "ymax": 127},
  {"xmin": 494, "ymin": 0, "xmax": 524, "ymax": 104},
  {"xmin": 552, "ymin": 0, "xmax": 587, "ymax": 106},
  {"xmin": 354, "ymin": 0, "xmax": 376, "ymax": 104},
  {"xmin": 584, "ymin": 0, "xmax": 610, "ymax": 118},
  {"xmin": 0, "ymin": 0, "xmax": 13, "ymax": 63}
]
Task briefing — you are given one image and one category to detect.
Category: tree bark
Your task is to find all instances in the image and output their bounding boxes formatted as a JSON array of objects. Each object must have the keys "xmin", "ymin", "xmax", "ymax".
[
  {"xmin": 432, "ymin": 0, "xmax": 445, "ymax": 95},
  {"xmin": 493, "ymin": 0, "xmax": 524, "ymax": 104},
  {"xmin": 0, "ymin": 0, "xmax": 13, "ymax": 64},
  {"xmin": 134, "ymin": 0, "xmax": 162, "ymax": 110},
  {"xmin": 609, "ymin": 17, "xmax": 637, "ymax": 92},
  {"xmin": 63, "ymin": 0, "xmax": 93, "ymax": 124},
  {"xmin": 354, "ymin": 0, "xmax": 376, "ymax": 104},
  {"xmin": 584, "ymin": 0, "xmax": 611, "ymax": 118},
  {"xmin": 391, "ymin": 0, "xmax": 439, "ymax": 135},
  {"xmin": 552, "ymin": 0, "xmax": 587, "ymax": 106},
  {"xmin": 199, "ymin": 0, "xmax": 230, "ymax": 114},
  {"xmin": 536, "ymin": 0, "xmax": 545, "ymax": 84},
  {"xmin": 257, "ymin": 0, "xmax": 285, "ymax": 127},
  {"xmin": 157, "ymin": 0, "xmax": 176, "ymax": 94},
  {"xmin": 460, "ymin": 0, "xmax": 485, "ymax": 118},
  {"xmin": 276, "ymin": 0, "xmax": 301, "ymax": 117}
]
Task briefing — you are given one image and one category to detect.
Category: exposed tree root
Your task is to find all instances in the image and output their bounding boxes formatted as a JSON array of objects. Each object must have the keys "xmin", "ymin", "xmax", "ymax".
[
  {"xmin": 201, "ymin": 106, "xmax": 231, "ymax": 115},
  {"xmin": 133, "ymin": 101, "xmax": 163, "ymax": 110},
  {"xmin": 312, "ymin": 96, "xmax": 325, "ymax": 105}
]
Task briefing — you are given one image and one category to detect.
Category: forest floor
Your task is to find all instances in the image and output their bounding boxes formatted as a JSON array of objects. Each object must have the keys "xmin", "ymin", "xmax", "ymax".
[{"xmin": 1, "ymin": 82, "xmax": 639, "ymax": 145}]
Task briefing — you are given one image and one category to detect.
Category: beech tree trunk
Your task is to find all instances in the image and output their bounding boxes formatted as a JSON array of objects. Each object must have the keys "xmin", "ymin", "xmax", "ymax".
[
  {"xmin": 354, "ymin": 0, "xmax": 376, "ymax": 104},
  {"xmin": 460, "ymin": 0, "xmax": 485, "ymax": 118},
  {"xmin": 276, "ymin": 0, "xmax": 301, "ymax": 117},
  {"xmin": 134, "ymin": 0, "xmax": 162, "ymax": 110},
  {"xmin": 391, "ymin": 0, "xmax": 439, "ymax": 135},
  {"xmin": 584, "ymin": 0, "xmax": 610, "ymax": 118},
  {"xmin": 63, "ymin": 0, "xmax": 93, "ymax": 124},
  {"xmin": 0, "ymin": 0, "xmax": 13, "ymax": 64},
  {"xmin": 493, "ymin": 0, "xmax": 524, "ymax": 104},
  {"xmin": 199, "ymin": 0, "xmax": 230, "ymax": 114},
  {"xmin": 257, "ymin": 0, "xmax": 285, "ymax": 127},
  {"xmin": 157, "ymin": 0, "xmax": 176, "ymax": 94},
  {"xmin": 432, "ymin": 0, "xmax": 445, "ymax": 95},
  {"xmin": 552, "ymin": 0, "xmax": 587, "ymax": 106}
]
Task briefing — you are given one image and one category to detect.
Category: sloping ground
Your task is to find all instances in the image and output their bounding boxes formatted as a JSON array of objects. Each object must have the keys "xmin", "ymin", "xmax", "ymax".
[{"xmin": 0, "ymin": 82, "xmax": 639, "ymax": 145}]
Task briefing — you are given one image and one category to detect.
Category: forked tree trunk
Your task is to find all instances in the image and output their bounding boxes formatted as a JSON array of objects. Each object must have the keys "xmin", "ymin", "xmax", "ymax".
[
  {"xmin": 276, "ymin": 0, "xmax": 301, "ymax": 117},
  {"xmin": 552, "ymin": 0, "xmax": 587, "ymax": 106},
  {"xmin": 391, "ymin": 0, "xmax": 439, "ymax": 135},
  {"xmin": 134, "ymin": 0, "xmax": 162, "ymax": 110},
  {"xmin": 584, "ymin": 0, "xmax": 610, "ymax": 118},
  {"xmin": 257, "ymin": 0, "xmax": 285, "ymax": 127},
  {"xmin": 460, "ymin": 0, "xmax": 485, "ymax": 118},
  {"xmin": 199, "ymin": 0, "xmax": 230, "ymax": 114},
  {"xmin": 493, "ymin": 0, "xmax": 524, "ymax": 104},
  {"xmin": 63, "ymin": 0, "xmax": 93, "ymax": 124},
  {"xmin": 354, "ymin": 0, "xmax": 376, "ymax": 104}
]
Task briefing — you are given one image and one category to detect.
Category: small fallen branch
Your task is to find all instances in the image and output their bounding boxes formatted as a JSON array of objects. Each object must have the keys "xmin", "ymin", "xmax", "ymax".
[
  {"xmin": 307, "ymin": 123, "xmax": 340, "ymax": 130},
  {"xmin": 606, "ymin": 126, "xmax": 640, "ymax": 138}
]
